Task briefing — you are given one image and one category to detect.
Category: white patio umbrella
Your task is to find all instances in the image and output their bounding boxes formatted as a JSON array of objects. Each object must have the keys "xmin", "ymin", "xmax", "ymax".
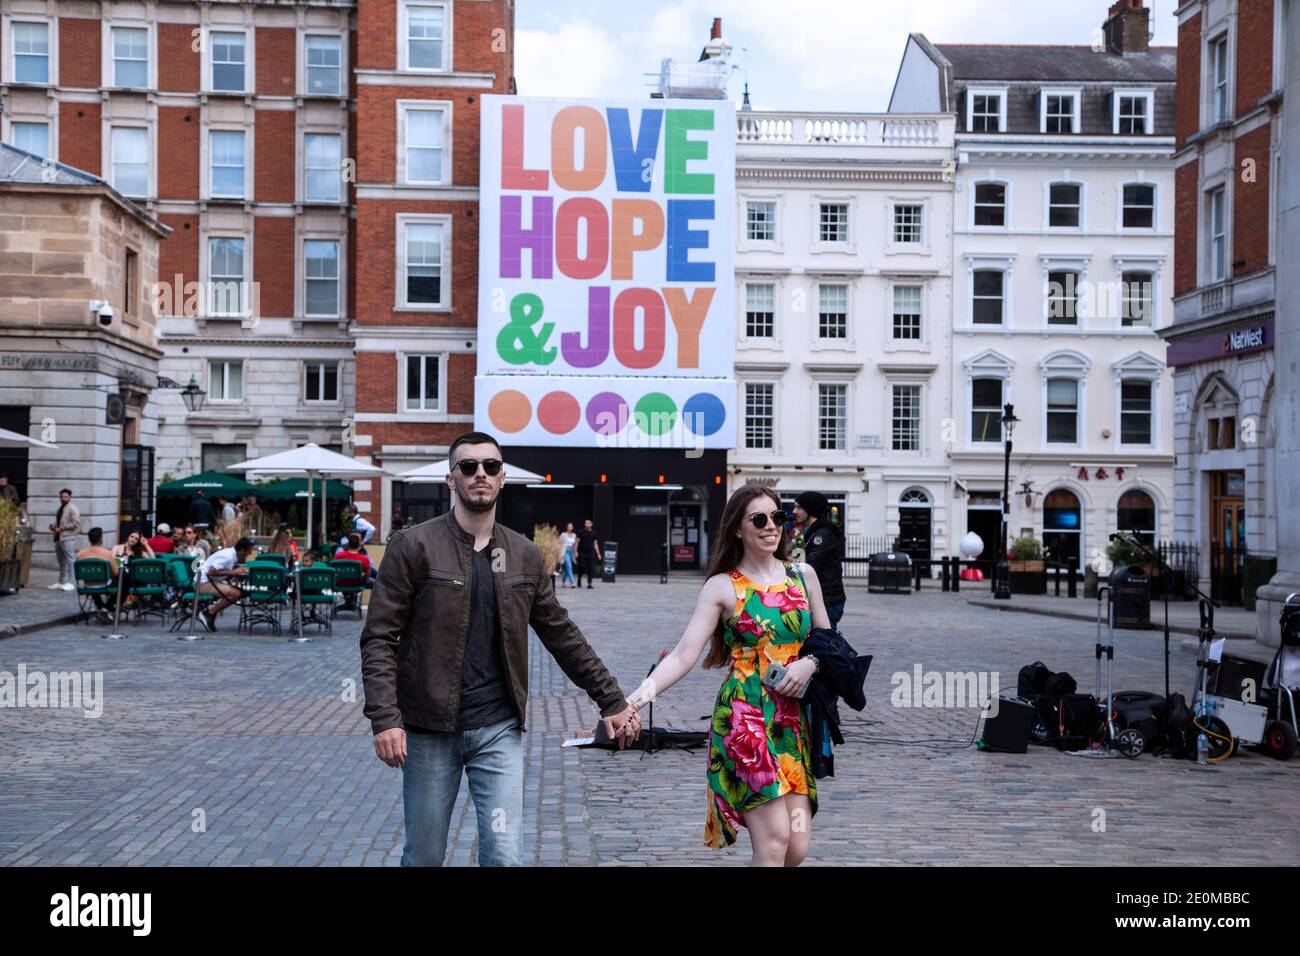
[
  {"xmin": 225, "ymin": 443, "xmax": 385, "ymax": 644},
  {"xmin": 0, "ymin": 426, "xmax": 57, "ymax": 449},
  {"xmin": 397, "ymin": 459, "xmax": 544, "ymax": 484}
]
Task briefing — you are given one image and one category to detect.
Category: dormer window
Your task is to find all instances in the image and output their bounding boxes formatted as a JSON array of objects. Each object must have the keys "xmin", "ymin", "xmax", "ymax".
[
  {"xmin": 966, "ymin": 89, "xmax": 1006, "ymax": 133},
  {"xmin": 1113, "ymin": 90, "xmax": 1154, "ymax": 135},
  {"xmin": 1040, "ymin": 89, "xmax": 1080, "ymax": 134}
]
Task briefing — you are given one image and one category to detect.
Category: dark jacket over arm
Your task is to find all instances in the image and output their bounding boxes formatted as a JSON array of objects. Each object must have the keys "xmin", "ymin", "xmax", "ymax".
[{"xmin": 359, "ymin": 530, "xmax": 416, "ymax": 734}]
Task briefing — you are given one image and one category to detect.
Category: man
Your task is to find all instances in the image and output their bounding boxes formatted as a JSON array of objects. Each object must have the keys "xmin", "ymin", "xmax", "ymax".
[
  {"xmin": 48, "ymin": 488, "xmax": 80, "ymax": 591},
  {"xmin": 794, "ymin": 491, "xmax": 846, "ymax": 627},
  {"xmin": 0, "ymin": 472, "xmax": 19, "ymax": 506},
  {"xmin": 346, "ymin": 504, "xmax": 376, "ymax": 551},
  {"xmin": 574, "ymin": 518, "xmax": 601, "ymax": 589},
  {"xmin": 334, "ymin": 532, "xmax": 372, "ymax": 577},
  {"xmin": 147, "ymin": 522, "xmax": 175, "ymax": 554},
  {"xmin": 171, "ymin": 525, "xmax": 185, "ymax": 551},
  {"xmin": 218, "ymin": 495, "xmax": 237, "ymax": 527},
  {"xmin": 176, "ymin": 524, "xmax": 211, "ymax": 560},
  {"xmin": 197, "ymin": 536, "xmax": 254, "ymax": 632},
  {"xmin": 75, "ymin": 527, "xmax": 119, "ymax": 622},
  {"xmin": 361, "ymin": 431, "xmax": 640, "ymax": 867},
  {"xmin": 188, "ymin": 490, "xmax": 216, "ymax": 532}
]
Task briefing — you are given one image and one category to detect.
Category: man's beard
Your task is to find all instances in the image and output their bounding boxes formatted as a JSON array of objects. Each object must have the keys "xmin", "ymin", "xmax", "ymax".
[{"xmin": 454, "ymin": 481, "xmax": 498, "ymax": 513}]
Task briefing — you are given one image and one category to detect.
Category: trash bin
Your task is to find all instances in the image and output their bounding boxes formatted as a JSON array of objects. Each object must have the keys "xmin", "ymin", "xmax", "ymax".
[
  {"xmin": 1110, "ymin": 565, "xmax": 1151, "ymax": 629},
  {"xmin": 601, "ymin": 541, "xmax": 618, "ymax": 583},
  {"xmin": 868, "ymin": 551, "xmax": 912, "ymax": 594}
]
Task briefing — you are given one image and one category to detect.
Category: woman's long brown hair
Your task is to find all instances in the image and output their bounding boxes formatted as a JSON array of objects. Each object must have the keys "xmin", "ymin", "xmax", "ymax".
[{"xmin": 701, "ymin": 483, "xmax": 789, "ymax": 669}]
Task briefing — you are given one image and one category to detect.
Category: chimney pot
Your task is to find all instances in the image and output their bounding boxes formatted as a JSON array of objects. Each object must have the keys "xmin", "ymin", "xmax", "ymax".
[{"xmin": 711, "ymin": 17, "xmax": 722, "ymax": 40}]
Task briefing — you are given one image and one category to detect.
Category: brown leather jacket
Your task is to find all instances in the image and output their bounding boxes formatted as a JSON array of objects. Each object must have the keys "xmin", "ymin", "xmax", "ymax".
[{"xmin": 360, "ymin": 510, "xmax": 628, "ymax": 734}]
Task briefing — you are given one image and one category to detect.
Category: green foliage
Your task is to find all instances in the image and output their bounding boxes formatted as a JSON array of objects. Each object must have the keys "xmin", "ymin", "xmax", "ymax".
[
  {"xmin": 1009, "ymin": 534, "xmax": 1043, "ymax": 561},
  {"xmin": 1106, "ymin": 535, "xmax": 1148, "ymax": 567},
  {"xmin": 0, "ymin": 500, "xmax": 18, "ymax": 560}
]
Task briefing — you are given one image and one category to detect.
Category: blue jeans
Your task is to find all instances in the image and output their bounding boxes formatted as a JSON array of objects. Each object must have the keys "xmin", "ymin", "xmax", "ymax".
[
  {"xmin": 826, "ymin": 601, "xmax": 844, "ymax": 627},
  {"xmin": 401, "ymin": 717, "xmax": 523, "ymax": 867},
  {"xmin": 562, "ymin": 548, "xmax": 575, "ymax": 584}
]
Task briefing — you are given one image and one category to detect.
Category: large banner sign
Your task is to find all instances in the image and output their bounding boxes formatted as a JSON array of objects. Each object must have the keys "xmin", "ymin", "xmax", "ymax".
[{"xmin": 476, "ymin": 95, "xmax": 735, "ymax": 449}]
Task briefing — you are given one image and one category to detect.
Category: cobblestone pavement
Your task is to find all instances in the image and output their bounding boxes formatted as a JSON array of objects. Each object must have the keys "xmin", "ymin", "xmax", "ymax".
[{"xmin": 1, "ymin": 577, "xmax": 1296, "ymax": 866}]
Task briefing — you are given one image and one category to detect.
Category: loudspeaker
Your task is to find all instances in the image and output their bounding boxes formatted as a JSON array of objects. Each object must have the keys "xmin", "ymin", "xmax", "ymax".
[{"xmin": 980, "ymin": 695, "xmax": 1036, "ymax": 754}]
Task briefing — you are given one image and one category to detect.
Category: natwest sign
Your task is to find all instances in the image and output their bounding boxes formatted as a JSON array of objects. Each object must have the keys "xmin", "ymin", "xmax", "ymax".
[
  {"xmin": 1224, "ymin": 325, "xmax": 1266, "ymax": 353},
  {"xmin": 1167, "ymin": 316, "xmax": 1273, "ymax": 367}
]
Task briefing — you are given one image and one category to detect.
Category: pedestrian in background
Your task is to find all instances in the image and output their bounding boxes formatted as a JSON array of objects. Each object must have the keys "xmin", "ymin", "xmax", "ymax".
[
  {"xmin": 188, "ymin": 490, "xmax": 216, "ymax": 532},
  {"xmin": 559, "ymin": 522, "xmax": 577, "ymax": 588},
  {"xmin": 48, "ymin": 487, "xmax": 80, "ymax": 590},
  {"xmin": 574, "ymin": 518, "xmax": 601, "ymax": 589},
  {"xmin": 0, "ymin": 471, "xmax": 19, "ymax": 506},
  {"xmin": 793, "ymin": 491, "xmax": 846, "ymax": 627}
]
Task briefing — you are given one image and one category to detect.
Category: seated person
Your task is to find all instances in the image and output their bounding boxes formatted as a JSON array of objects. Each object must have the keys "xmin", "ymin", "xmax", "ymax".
[
  {"xmin": 266, "ymin": 523, "xmax": 300, "ymax": 563},
  {"xmin": 147, "ymin": 523, "xmax": 175, "ymax": 554},
  {"xmin": 175, "ymin": 524, "xmax": 212, "ymax": 560},
  {"xmin": 197, "ymin": 537, "xmax": 255, "ymax": 632},
  {"xmin": 75, "ymin": 527, "xmax": 118, "ymax": 620},
  {"xmin": 334, "ymin": 533, "xmax": 373, "ymax": 578},
  {"xmin": 300, "ymin": 549, "xmax": 323, "ymax": 569}
]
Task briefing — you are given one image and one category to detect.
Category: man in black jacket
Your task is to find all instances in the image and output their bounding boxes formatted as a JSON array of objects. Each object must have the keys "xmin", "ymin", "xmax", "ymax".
[{"xmin": 795, "ymin": 491, "xmax": 846, "ymax": 626}]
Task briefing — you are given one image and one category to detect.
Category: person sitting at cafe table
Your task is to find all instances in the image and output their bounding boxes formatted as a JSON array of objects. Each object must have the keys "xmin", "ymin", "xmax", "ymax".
[
  {"xmin": 76, "ymin": 527, "xmax": 119, "ymax": 622},
  {"xmin": 267, "ymin": 523, "xmax": 300, "ymax": 563},
  {"xmin": 197, "ymin": 537, "xmax": 255, "ymax": 632},
  {"xmin": 334, "ymin": 532, "xmax": 374, "ymax": 578},
  {"xmin": 147, "ymin": 523, "xmax": 175, "ymax": 554}
]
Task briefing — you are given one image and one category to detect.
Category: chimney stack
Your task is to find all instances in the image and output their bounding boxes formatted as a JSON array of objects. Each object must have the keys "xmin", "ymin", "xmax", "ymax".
[
  {"xmin": 711, "ymin": 18, "xmax": 722, "ymax": 40},
  {"xmin": 1104, "ymin": 0, "xmax": 1150, "ymax": 55}
]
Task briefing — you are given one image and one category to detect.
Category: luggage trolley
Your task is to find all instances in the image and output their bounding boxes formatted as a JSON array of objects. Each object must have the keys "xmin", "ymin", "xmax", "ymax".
[
  {"xmin": 1258, "ymin": 592, "xmax": 1300, "ymax": 759},
  {"xmin": 1068, "ymin": 583, "xmax": 1145, "ymax": 758}
]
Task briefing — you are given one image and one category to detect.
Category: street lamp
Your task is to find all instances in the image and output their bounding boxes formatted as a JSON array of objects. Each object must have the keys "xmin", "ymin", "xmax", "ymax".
[
  {"xmin": 179, "ymin": 375, "xmax": 206, "ymax": 413},
  {"xmin": 994, "ymin": 403, "xmax": 1019, "ymax": 600}
]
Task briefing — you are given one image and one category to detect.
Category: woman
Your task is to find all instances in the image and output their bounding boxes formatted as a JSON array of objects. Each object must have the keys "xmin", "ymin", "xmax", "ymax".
[
  {"xmin": 267, "ymin": 523, "xmax": 300, "ymax": 563},
  {"xmin": 111, "ymin": 529, "xmax": 155, "ymax": 568},
  {"xmin": 560, "ymin": 522, "xmax": 577, "ymax": 589},
  {"xmin": 625, "ymin": 484, "xmax": 830, "ymax": 866}
]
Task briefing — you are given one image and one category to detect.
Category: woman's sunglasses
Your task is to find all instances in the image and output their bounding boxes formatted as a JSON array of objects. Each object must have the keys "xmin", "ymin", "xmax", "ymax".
[
  {"xmin": 746, "ymin": 510, "xmax": 788, "ymax": 530},
  {"xmin": 454, "ymin": 458, "xmax": 504, "ymax": 477}
]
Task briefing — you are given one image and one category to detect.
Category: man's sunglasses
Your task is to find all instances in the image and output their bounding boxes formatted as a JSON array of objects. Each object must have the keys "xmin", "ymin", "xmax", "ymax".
[
  {"xmin": 454, "ymin": 458, "xmax": 504, "ymax": 477},
  {"xmin": 747, "ymin": 510, "xmax": 789, "ymax": 530}
]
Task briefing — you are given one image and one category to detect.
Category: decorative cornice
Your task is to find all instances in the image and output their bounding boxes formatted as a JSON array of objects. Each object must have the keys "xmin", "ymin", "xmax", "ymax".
[
  {"xmin": 804, "ymin": 362, "xmax": 864, "ymax": 374},
  {"xmin": 738, "ymin": 166, "xmax": 950, "ymax": 184},
  {"xmin": 734, "ymin": 361, "xmax": 791, "ymax": 373},
  {"xmin": 877, "ymin": 363, "xmax": 938, "ymax": 375}
]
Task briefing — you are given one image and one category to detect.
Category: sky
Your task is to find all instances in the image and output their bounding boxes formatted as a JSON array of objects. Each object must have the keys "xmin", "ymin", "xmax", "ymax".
[{"xmin": 514, "ymin": 0, "xmax": 1178, "ymax": 113}]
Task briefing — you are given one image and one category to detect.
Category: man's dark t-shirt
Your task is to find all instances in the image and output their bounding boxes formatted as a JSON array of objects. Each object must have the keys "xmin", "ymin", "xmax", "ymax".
[
  {"xmin": 575, "ymin": 528, "xmax": 598, "ymax": 557},
  {"xmin": 453, "ymin": 544, "xmax": 516, "ymax": 731}
]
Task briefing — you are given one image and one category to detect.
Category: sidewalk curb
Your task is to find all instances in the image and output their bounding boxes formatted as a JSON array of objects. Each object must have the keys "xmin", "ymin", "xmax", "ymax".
[
  {"xmin": 0, "ymin": 612, "xmax": 81, "ymax": 641},
  {"xmin": 966, "ymin": 599, "xmax": 1257, "ymax": 642}
]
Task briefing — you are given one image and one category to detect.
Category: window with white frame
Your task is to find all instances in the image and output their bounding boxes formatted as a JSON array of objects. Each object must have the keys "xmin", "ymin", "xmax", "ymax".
[
  {"xmin": 111, "ymin": 127, "xmax": 148, "ymax": 197},
  {"xmin": 304, "ymin": 133, "xmax": 341, "ymax": 202},
  {"xmin": 210, "ymin": 31, "xmax": 246, "ymax": 92},
  {"xmin": 1119, "ymin": 379, "xmax": 1153, "ymax": 445},
  {"xmin": 817, "ymin": 284, "xmax": 848, "ymax": 340},
  {"xmin": 208, "ymin": 360, "xmax": 243, "ymax": 402},
  {"xmin": 405, "ymin": 2, "xmax": 448, "ymax": 71},
  {"xmin": 1208, "ymin": 187, "xmax": 1227, "ymax": 282},
  {"xmin": 1048, "ymin": 183, "xmax": 1081, "ymax": 228},
  {"xmin": 1114, "ymin": 91, "xmax": 1153, "ymax": 134},
  {"xmin": 404, "ymin": 107, "xmax": 446, "ymax": 184},
  {"xmin": 746, "ymin": 201, "xmax": 775, "ymax": 241},
  {"xmin": 891, "ymin": 385, "xmax": 921, "ymax": 451},
  {"xmin": 303, "ymin": 361, "xmax": 340, "ymax": 403},
  {"xmin": 818, "ymin": 202, "xmax": 848, "ymax": 244},
  {"xmin": 209, "ymin": 130, "xmax": 245, "ymax": 198},
  {"xmin": 403, "ymin": 221, "xmax": 445, "ymax": 307},
  {"xmin": 112, "ymin": 27, "xmax": 148, "ymax": 88},
  {"xmin": 11, "ymin": 121, "xmax": 49, "ymax": 158},
  {"xmin": 893, "ymin": 203, "xmax": 922, "ymax": 244},
  {"xmin": 972, "ymin": 269, "xmax": 1005, "ymax": 325},
  {"xmin": 1046, "ymin": 378, "xmax": 1079, "ymax": 444},
  {"xmin": 1121, "ymin": 271, "xmax": 1154, "ymax": 327},
  {"xmin": 305, "ymin": 35, "xmax": 341, "ymax": 95},
  {"xmin": 892, "ymin": 285, "xmax": 922, "ymax": 340},
  {"xmin": 208, "ymin": 238, "xmax": 245, "ymax": 316},
  {"xmin": 744, "ymin": 382, "xmax": 774, "ymax": 449},
  {"xmin": 1210, "ymin": 34, "xmax": 1229, "ymax": 123},
  {"xmin": 817, "ymin": 384, "xmax": 847, "ymax": 451},
  {"xmin": 12, "ymin": 22, "xmax": 50, "ymax": 84},
  {"xmin": 404, "ymin": 354, "xmax": 442, "ymax": 411},
  {"xmin": 974, "ymin": 182, "xmax": 1006, "ymax": 227},
  {"xmin": 1122, "ymin": 183, "xmax": 1155, "ymax": 228},
  {"xmin": 1041, "ymin": 91, "xmax": 1078, "ymax": 134},
  {"xmin": 968, "ymin": 91, "xmax": 1004, "ymax": 132},
  {"xmin": 744, "ymin": 283, "xmax": 775, "ymax": 338},
  {"xmin": 304, "ymin": 240, "xmax": 340, "ymax": 316},
  {"xmin": 1046, "ymin": 270, "xmax": 1080, "ymax": 326},
  {"xmin": 971, "ymin": 377, "xmax": 1003, "ymax": 444}
]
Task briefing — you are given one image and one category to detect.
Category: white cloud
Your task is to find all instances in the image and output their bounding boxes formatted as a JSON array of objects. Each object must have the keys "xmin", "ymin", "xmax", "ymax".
[{"xmin": 514, "ymin": 22, "xmax": 623, "ymax": 98}]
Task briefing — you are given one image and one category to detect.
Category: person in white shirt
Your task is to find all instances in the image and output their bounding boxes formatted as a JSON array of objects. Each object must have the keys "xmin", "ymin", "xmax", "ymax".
[
  {"xmin": 197, "ymin": 537, "xmax": 254, "ymax": 631},
  {"xmin": 560, "ymin": 522, "xmax": 578, "ymax": 589},
  {"xmin": 346, "ymin": 504, "xmax": 376, "ymax": 548}
]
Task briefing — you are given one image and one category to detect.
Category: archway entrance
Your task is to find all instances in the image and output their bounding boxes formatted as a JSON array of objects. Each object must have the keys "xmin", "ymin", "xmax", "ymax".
[{"xmin": 1043, "ymin": 488, "xmax": 1082, "ymax": 571}]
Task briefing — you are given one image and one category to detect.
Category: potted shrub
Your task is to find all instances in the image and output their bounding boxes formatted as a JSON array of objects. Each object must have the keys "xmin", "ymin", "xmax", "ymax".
[
  {"xmin": 532, "ymin": 523, "xmax": 562, "ymax": 582},
  {"xmin": 1008, "ymin": 534, "xmax": 1046, "ymax": 595},
  {"xmin": 0, "ymin": 500, "xmax": 21, "ymax": 594}
]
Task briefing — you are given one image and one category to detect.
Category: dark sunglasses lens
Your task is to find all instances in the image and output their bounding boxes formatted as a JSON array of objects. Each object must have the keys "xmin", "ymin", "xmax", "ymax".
[
  {"xmin": 750, "ymin": 511, "xmax": 787, "ymax": 529},
  {"xmin": 481, "ymin": 459, "xmax": 503, "ymax": 476},
  {"xmin": 457, "ymin": 459, "xmax": 504, "ymax": 477}
]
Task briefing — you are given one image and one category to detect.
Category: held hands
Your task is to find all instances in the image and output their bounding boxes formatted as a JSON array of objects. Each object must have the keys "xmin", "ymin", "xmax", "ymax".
[
  {"xmin": 773, "ymin": 658, "xmax": 817, "ymax": 699},
  {"xmin": 374, "ymin": 727, "xmax": 407, "ymax": 768},
  {"xmin": 600, "ymin": 704, "xmax": 642, "ymax": 749}
]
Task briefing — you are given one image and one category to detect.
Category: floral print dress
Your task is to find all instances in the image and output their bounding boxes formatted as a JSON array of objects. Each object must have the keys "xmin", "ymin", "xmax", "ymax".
[{"xmin": 704, "ymin": 563, "xmax": 817, "ymax": 849}]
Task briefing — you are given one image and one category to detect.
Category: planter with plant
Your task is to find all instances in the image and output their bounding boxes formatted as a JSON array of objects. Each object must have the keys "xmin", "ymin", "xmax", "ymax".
[
  {"xmin": 0, "ymin": 500, "xmax": 21, "ymax": 593},
  {"xmin": 1007, "ymin": 534, "xmax": 1046, "ymax": 595},
  {"xmin": 533, "ymin": 524, "xmax": 562, "ymax": 579}
]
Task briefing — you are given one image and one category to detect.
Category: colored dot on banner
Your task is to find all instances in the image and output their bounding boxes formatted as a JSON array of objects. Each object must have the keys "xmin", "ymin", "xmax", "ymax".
[
  {"xmin": 488, "ymin": 390, "xmax": 532, "ymax": 433},
  {"xmin": 634, "ymin": 392, "xmax": 678, "ymax": 436},
  {"xmin": 586, "ymin": 392, "xmax": 629, "ymax": 436},
  {"xmin": 682, "ymin": 393, "xmax": 726, "ymax": 436},
  {"xmin": 537, "ymin": 391, "xmax": 581, "ymax": 434}
]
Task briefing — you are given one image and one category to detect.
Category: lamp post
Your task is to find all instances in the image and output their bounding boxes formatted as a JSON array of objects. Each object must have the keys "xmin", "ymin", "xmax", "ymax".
[
  {"xmin": 994, "ymin": 403, "xmax": 1019, "ymax": 600},
  {"xmin": 179, "ymin": 374, "xmax": 206, "ymax": 413}
]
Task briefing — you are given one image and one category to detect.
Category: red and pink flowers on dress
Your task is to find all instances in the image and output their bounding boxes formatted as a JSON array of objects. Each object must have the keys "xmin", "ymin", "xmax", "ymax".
[{"xmin": 723, "ymin": 699, "xmax": 777, "ymax": 791}]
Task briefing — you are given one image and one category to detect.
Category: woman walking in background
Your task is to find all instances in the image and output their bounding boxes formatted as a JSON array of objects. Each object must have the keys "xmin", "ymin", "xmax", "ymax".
[
  {"xmin": 624, "ymin": 484, "xmax": 830, "ymax": 866},
  {"xmin": 560, "ymin": 522, "xmax": 577, "ymax": 589}
]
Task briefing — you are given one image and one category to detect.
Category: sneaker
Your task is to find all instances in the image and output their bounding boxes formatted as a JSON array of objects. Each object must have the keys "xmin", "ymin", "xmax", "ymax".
[
  {"xmin": 201, "ymin": 609, "xmax": 217, "ymax": 632},
  {"xmin": 62, "ymin": 582, "xmax": 76, "ymax": 591},
  {"xmin": 48, "ymin": 582, "xmax": 64, "ymax": 589}
]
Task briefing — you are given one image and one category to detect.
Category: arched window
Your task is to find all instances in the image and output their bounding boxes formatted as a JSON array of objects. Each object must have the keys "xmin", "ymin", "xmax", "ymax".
[
  {"xmin": 1117, "ymin": 490, "xmax": 1156, "ymax": 547},
  {"xmin": 900, "ymin": 488, "xmax": 931, "ymax": 506},
  {"xmin": 1042, "ymin": 488, "xmax": 1082, "ymax": 570}
]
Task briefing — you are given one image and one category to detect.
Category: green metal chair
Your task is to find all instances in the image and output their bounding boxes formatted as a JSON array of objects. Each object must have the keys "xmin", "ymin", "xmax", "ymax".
[
  {"xmin": 238, "ymin": 563, "xmax": 289, "ymax": 634},
  {"xmin": 168, "ymin": 556, "xmax": 217, "ymax": 633},
  {"xmin": 74, "ymin": 558, "xmax": 116, "ymax": 624},
  {"xmin": 330, "ymin": 559, "xmax": 366, "ymax": 619},
  {"xmin": 294, "ymin": 566, "xmax": 337, "ymax": 636},
  {"xmin": 125, "ymin": 558, "xmax": 168, "ymax": 625},
  {"xmin": 256, "ymin": 552, "xmax": 289, "ymax": 567}
]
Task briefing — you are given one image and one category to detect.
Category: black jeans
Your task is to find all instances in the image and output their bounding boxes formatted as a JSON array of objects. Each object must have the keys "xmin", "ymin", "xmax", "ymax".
[{"xmin": 576, "ymin": 553, "xmax": 597, "ymax": 586}]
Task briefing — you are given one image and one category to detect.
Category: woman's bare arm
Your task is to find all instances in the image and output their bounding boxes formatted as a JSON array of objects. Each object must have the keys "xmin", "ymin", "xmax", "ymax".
[{"xmin": 626, "ymin": 574, "xmax": 734, "ymax": 709}]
